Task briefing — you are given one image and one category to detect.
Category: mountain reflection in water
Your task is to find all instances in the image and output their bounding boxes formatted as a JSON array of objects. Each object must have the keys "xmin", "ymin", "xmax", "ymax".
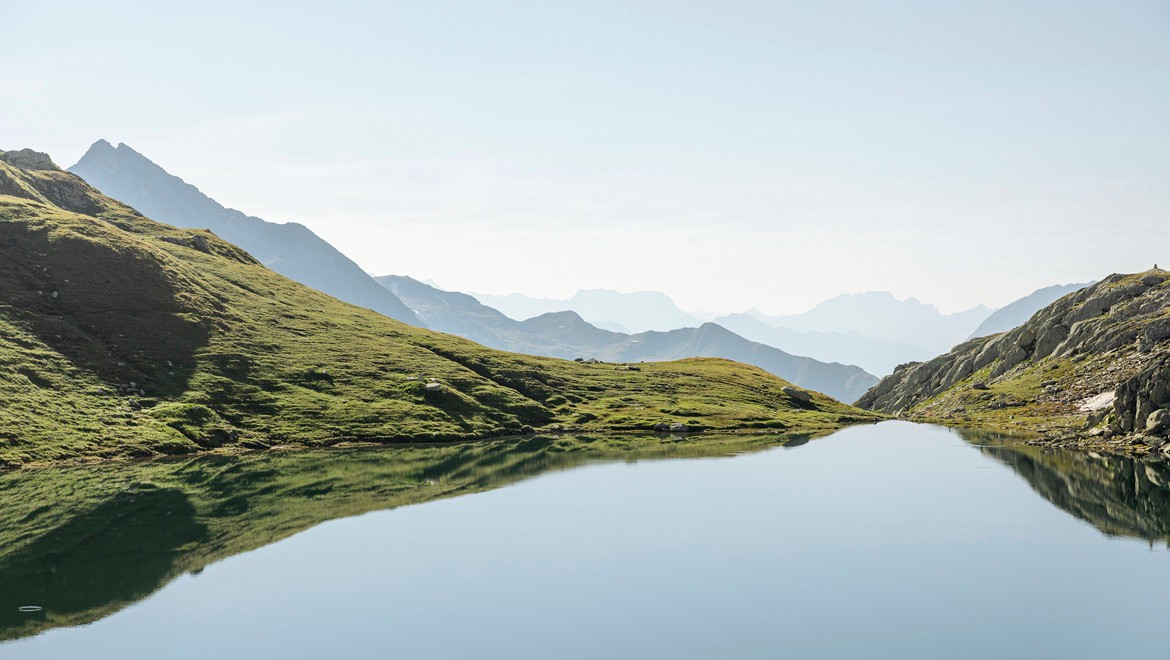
[
  {"xmin": 961, "ymin": 428, "xmax": 1170, "ymax": 543},
  {"xmin": 0, "ymin": 432, "xmax": 806, "ymax": 641},
  {"xmin": 2, "ymin": 424, "xmax": 1169, "ymax": 645}
]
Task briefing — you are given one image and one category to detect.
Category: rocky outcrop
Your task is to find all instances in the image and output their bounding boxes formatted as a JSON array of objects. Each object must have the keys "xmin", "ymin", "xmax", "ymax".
[
  {"xmin": 856, "ymin": 270, "xmax": 1170, "ymax": 449},
  {"xmin": 0, "ymin": 149, "xmax": 57, "ymax": 171},
  {"xmin": 1113, "ymin": 356, "xmax": 1170, "ymax": 434}
]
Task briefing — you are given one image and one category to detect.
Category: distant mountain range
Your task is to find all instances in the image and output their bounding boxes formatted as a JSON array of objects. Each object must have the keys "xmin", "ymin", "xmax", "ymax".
[
  {"xmin": 471, "ymin": 290, "xmax": 703, "ymax": 333},
  {"xmin": 381, "ymin": 276, "xmax": 878, "ymax": 402},
  {"xmin": 747, "ymin": 292, "xmax": 992, "ymax": 355},
  {"xmin": 968, "ymin": 282, "xmax": 1093, "ymax": 339},
  {"xmin": 711, "ymin": 313, "xmax": 932, "ymax": 377},
  {"xmin": 69, "ymin": 140, "xmax": 423, "ymax": 326},
  {"xmin": 475, "ymin": 287, "xmax": 1002, "ymax": 376}
]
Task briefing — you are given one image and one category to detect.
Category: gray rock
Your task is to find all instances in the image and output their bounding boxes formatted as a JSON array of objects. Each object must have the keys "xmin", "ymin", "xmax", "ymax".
[
  {"xmin": 972, "ymin": 382, "xmax": 989, "ymax": 391},
  {"xmin": 782, "ymin": 386, "xmax": 812, "ymax": 402},
  {"xmin": 653, "ymin": 422, "xmax": 670, "ymax": 432},
  {"xmin": 1147, "ymin": 409, "xmax": 1170, "ymax": 434},
  {"xmin": 424, "ymin": 382, "xmax": 442, "ymax": 393},
  {"xmin": 0, "ymin": 148, "xmax": 57, "ymax": 171},
  {"xmin": 669, "ymin": 423, "xmax": 689, "ymax": 433}
]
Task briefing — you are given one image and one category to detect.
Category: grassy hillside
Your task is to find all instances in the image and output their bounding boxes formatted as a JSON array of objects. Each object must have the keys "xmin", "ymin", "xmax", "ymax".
[{"xmin": 0, "ymin": 149, "xmax": 881, "ymax": 467}]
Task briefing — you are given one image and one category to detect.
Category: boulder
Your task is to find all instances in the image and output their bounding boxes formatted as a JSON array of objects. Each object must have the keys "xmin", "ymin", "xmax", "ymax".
[
  {"xmin": 669, "ymin": 423, "xmax": 689, "ymax": 433},
  {"xmin": 424, "ymin": 382, "xmax": 442, "ymax": 393},
  {"xmin": 782, "ymin": 386, "xmax": 812, "ymax": 403},
  {"xmin": 1147, "ymin": 409, "xmax": 1170, "ymax": 435},
  {"xmin": 972, "ymin": 382, "xmax": 989, "ymax": 391}
]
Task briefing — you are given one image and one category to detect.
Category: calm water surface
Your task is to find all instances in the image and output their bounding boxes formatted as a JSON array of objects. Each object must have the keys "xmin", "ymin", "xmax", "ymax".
[{"xmin": 2, "ymin": 421, "xmax": 1169, "ymax": 659}]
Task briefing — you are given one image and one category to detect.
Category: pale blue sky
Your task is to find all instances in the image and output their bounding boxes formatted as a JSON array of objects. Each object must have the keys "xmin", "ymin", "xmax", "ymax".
[{"xmin": 3, "ymin": 1, "xmax": 1168, "ymax": 313}]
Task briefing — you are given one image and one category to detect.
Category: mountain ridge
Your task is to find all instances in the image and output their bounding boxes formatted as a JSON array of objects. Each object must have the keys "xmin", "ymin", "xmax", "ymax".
[
  {"xmin": 68, "ymin": 140, "xmax": 424, "ymax": 326},
  {"xmin": 750, "ymin": 291, "xmax": 993, "ymax": 355},
  {"xmin": 967, "ymin": 282, "xmax": 1093, "ymax": 339},
  {"xmin": 471, "ymin": 289, "xmax": 703, "ymax": 333},
  {"xmin": 379, "ymin": 275, "xmax": 878, "ymax": 402},
  {"xmin": 712, "ymin": 312, "xmax": 931, "ymax": 376}
]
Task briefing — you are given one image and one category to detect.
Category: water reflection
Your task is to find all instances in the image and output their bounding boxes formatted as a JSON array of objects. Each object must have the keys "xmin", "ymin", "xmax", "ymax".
[
  {"xmin": 0, "ymin": 432, "xmax": 806, "ymax": 641},
  {"xmin": 959, "ymin": 428, "xmax": 1170, "ymax": 543},
  {"xmin": 3, "ymin": 425, "xmax": 1169, "ymax": 645}
]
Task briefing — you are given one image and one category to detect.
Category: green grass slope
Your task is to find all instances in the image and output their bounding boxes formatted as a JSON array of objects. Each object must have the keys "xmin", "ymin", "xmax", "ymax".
[{"xmin": 0, "ymin": 149, "xmax": 881, "ymax": 467}]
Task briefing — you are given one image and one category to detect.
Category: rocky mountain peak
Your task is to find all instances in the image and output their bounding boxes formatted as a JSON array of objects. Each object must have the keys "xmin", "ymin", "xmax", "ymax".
[{"xmin": 0, "ymin": 148, "xmax": 59, "ymax": 171}]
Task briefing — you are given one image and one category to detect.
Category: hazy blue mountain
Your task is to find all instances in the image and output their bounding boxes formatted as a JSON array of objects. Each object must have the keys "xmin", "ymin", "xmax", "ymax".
[
  {"xmin": 749, "ymin": 292, "xmax": 993, "ymax": 355},
  {"xmin": 472, "ymin": 289, "xmax": 702, "ymax": 333},
  {"xmin": 69, "ymin": 140, "xmax": 423, "ymax": 326},
  {"xmin": 713, "ymin": 312, "xmax": 931, "ymax": 376},
  {"xmin": 382, "ymin": 276, "xmax": 878, "ymax": 402},
  {"xmin": 968, "ymin": 282, "xmax": 1093, "ymax": 339},
  {"xmin": 378, "ymin": 275, "xmax": 619, "ymax": 356},
  {"xmin": 591, "ymin": 319, "xmax": 633, "ymax": 333}
]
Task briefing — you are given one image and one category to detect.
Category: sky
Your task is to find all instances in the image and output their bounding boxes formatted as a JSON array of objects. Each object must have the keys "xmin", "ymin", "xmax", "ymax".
[{"xmin": 2, "ymin": 0, "xmax": 1168, "ymax": 315}]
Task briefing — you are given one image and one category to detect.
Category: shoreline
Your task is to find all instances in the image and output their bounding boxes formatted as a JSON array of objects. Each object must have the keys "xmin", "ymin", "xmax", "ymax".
[{"xmin": 0, "ymin": 417, "xmax": 885, "ymax": 473}]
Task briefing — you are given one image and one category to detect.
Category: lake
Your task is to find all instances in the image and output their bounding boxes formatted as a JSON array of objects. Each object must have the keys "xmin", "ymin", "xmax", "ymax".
[{"xmin": 2, "ymin": 421, "xmax": 1168, "ymax": 659}]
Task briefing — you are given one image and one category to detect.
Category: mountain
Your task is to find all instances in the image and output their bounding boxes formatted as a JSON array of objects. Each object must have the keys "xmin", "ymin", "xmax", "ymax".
[
  {"xmin": 712, "ymin": 312, "xmax": 932, "ymax": 376},
  {"xmin": 379, "ymin": 276, "xmax": 878, "ymax": 402},
  {"xmin": 68, "ymin": 140, "xmax": 423, "ymax": 326},
  {"xmin": 968, "ymin": 282, "xmax": 1093, "ymax": 338},
  {"xmin": 0, "ymin": 148, "xmax": 881, "ymax": 467},
  {"xmin": 750, "ymin": 292, "xmax": 993, "ymax": 355},
  {"xmin": 856, "ymin": 270, "xmax": 1170, "ymax": 452},
  {"xmin": 472, "ymin": 289, "xmax": 702, "ymax": 333}
]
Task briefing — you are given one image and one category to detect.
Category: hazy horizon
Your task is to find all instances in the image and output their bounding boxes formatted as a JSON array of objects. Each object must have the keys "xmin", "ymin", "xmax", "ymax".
[{"xmin": 5, "ymin": 1, "xmax": 1168, "ymax": 315}]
